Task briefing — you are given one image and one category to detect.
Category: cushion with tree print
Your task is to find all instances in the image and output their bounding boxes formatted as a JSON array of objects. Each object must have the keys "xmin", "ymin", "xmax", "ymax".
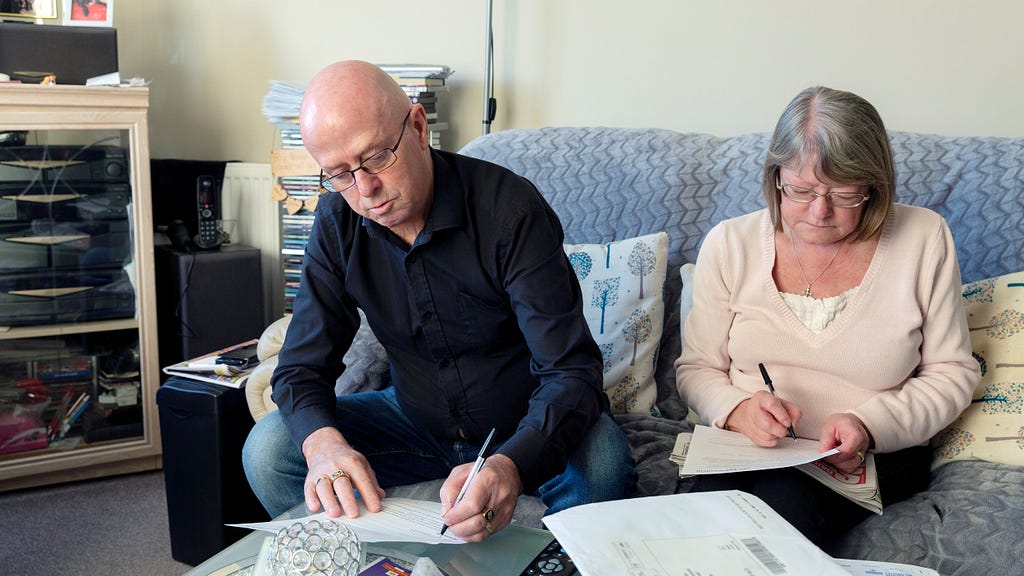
[
  {"xmin": 932, "ymin": 269, "xmax": 1024, "ymax": 468},
  {"xmin": 563, "ymin": 232, "xmax": 669, "ymax": 415}
]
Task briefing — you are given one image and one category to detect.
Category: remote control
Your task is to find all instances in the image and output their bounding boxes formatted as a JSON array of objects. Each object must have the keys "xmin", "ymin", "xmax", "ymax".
[{"xmin": 519, "ymin": 537, "xmax": 576, "ymax": 576}]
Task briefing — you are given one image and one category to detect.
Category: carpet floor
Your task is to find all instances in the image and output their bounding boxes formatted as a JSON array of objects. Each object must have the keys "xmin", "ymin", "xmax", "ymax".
[{"xmin": 0, "ymin": 470, "xmax": 193, "ymax": 576}]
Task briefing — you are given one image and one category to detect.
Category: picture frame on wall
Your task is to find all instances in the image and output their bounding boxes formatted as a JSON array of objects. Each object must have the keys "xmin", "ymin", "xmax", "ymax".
[
  {"xmin": 62, "ymin": 0, "xmax": 111, "ymax": 27},
  {"xmin": 0, "ymin": 0, "xmax": 58, "ymax": 19}
]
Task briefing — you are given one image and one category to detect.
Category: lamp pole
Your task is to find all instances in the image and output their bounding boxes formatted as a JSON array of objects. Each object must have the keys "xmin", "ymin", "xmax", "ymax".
[{"xmin": 482, "ymin": 0, "xmax": 495, "ymax": 135}]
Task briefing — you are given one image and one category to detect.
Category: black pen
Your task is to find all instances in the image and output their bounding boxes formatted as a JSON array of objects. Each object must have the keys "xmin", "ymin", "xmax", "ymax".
[
  {"xmin": 758, "ymin": 363, "xmax": 797, "ymax": 440},
  {"xmin": 440, "ymin": 428, "xmax": 496, "ymax": 536}
]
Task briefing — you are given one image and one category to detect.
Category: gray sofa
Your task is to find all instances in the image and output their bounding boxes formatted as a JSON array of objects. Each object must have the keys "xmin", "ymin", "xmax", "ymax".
[{"xmin": 248, "ymin": 126, "xmax": 1024, "ymax": 575}]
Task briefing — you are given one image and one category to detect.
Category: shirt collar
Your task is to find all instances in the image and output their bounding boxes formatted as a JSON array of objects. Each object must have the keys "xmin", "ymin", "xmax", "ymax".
[
  {"xmin": 362, "ymin": 148, "xmax": 465, "ymax": 245},
  {"xmin": 424, "ymin": 148, "xmax": 465, "ymax": 233}
]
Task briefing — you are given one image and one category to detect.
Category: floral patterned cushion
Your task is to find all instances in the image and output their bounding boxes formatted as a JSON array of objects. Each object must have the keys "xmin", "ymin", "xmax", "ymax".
[
  {"xmin": 932, "ymin": 270, "xmax": 1024, "ymax": 468},
  {"xmin": 564, "ymin": 232, "xmax": 669, "ymax": 415}
]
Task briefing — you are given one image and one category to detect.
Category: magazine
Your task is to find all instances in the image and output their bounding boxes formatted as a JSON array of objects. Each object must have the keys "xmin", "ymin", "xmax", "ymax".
[
  {"xmin": 161, "ymin": 339, "xmax": 260, "ymax": 389},
  {"xmin": 796, "ymin": 453, "xmax": 882, "ymax": 514}
]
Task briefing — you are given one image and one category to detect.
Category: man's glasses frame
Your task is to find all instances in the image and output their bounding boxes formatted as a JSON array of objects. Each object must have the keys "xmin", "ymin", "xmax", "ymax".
[
  {"xmin": 776, "ymin": 177, "xmax": 870, "ymax": 209},
  {"xmin": 319, "ymin": 108, "xmax": 412, "ymax": 193}
]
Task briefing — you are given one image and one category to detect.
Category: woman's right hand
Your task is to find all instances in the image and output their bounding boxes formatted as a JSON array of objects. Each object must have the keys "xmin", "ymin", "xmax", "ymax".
[{"xmin": 724, "ymin": 391, "xmax": 802, "ymax": 446}]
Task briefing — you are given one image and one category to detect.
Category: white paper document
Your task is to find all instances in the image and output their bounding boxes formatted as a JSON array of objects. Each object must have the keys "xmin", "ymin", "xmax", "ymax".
[
  {"xmin": 544, "ymin": 490, "xmax": 850, "ymax": 576},
  {"xmin": 836, "ymin": 558, "xmax": 940, "ymax": 576},
  {"xmin": 681, "ymin": 424, "xmax": 838, "ymax": 475},
  {"xmin": 229, "ymin": 497, "xmax": 463, "ymax": 545}
]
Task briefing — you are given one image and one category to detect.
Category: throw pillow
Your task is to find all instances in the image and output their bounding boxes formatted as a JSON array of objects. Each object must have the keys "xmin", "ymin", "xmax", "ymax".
[
  {"xmin": 564, "ymin": 232, "xmax": 669, "ymax": 415},
  {"xmin": 932, "ymin": 270, "xmax": 1024, "ymax": 468}
]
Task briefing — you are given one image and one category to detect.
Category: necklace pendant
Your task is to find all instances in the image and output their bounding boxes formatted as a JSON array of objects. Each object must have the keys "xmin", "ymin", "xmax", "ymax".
[{"xmin": 803, "ymin": 286, "xmax": 812, "ymax": 298}]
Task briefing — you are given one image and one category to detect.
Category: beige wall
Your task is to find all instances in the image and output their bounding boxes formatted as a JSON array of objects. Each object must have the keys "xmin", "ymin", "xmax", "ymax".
[{"xmin": 116, "ymin": 0, "xmax": 1024, "ymax": 163}]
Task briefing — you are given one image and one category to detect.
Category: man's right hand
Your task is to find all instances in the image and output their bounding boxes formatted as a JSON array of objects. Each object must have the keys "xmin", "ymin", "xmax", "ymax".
[{"xmin": 301, "ymin": 427, "xmax": 386, "ymax": 518}]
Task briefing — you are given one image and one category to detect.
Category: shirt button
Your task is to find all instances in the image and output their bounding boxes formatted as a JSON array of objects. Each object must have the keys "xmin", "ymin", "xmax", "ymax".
[
  {"xmin": 423, "ymin": 311, "xmax": 432, "ymax": 320},
  {"xmin": 440, "ymin": 358, "xmax": 450, "ymax": 368}
]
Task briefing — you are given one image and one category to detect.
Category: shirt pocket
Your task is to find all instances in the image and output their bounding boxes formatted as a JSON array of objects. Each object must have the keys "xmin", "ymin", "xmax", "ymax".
[{"xmin": 454, "ymin": 291, "xmax": 519, "ymax": 352}]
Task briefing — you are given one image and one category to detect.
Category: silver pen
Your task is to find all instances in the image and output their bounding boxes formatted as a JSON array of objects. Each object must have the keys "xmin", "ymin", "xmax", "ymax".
[{"xmin": 440, "ymin": 427, "xmax": 496, "ymax": 535}]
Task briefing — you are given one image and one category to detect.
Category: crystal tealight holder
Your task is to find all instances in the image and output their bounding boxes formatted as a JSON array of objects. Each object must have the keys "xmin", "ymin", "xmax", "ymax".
[{"xmin": 264, "ymin": 519, "xmax": 362, "ymax": 576}]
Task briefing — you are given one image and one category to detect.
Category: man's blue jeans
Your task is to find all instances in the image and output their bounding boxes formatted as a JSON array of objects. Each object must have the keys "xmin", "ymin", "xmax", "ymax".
[{"xmin": 242, "ymin": 387, "xmax": 635, "ymax": 518}]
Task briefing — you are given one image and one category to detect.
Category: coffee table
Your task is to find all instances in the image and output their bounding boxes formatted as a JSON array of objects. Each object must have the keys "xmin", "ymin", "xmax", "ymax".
[{"xmin": 183, "ymin": 503, "xmax": 568, "ymax": 576}]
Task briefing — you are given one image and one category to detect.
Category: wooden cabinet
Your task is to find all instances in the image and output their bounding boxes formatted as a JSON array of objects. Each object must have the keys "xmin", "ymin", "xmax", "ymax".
[{"xmin": 0, "ymin": 85, "xmax": 161, "ymax": 490}]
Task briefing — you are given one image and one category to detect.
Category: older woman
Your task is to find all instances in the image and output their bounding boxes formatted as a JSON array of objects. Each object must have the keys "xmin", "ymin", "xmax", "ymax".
[{"xmin": 675, "ymin": 86, "xmax": 979, "ymax": 547}]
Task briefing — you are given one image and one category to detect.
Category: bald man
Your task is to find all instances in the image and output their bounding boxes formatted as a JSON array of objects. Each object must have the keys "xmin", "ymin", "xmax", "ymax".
[{"xmin": 242, "ymin": 60, "xmax": 634, "ymax": 541}]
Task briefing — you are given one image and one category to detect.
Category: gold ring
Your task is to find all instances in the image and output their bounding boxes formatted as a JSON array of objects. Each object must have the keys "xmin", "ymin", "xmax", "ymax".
[
  {"xmin": 485, "ymin": 521, "xmax": 493, "ymax": 535},
  {"xmin": 329, "ymin": 469, "xmax": 348, "ymax": 481},
  {"xmin": 855, "ymin": 451, "xmax": 865, "ymax": 462},
  {"xmin": 315, "ymin": 474, "xmax": 330, "ymax": 486},
  {"xmin": 482, "ymin": 508, "xmax": 495, "ymax": 522}
]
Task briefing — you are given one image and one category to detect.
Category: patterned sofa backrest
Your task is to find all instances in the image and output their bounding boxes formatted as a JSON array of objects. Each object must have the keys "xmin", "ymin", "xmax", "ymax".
[
  {"xmin": 460, "ymin": 127, "xmax": 1024, "ymax": 416},
  {"xmin": 461, "ymin": 127, "xmax": 768, "ymax": 275},
  {"xmin": 461, "ymin": 127, "xmax": 1024, "ymax": 284},
  {"xmin": 886, "ymin": 132, "xmax": 1024, "ymax": 284}
]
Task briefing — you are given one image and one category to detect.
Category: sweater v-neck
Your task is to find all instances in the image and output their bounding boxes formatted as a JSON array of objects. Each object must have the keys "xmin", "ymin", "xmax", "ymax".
[{"xmin": 760, "ymin": 208, "xmax": 894, "ymax": 345}]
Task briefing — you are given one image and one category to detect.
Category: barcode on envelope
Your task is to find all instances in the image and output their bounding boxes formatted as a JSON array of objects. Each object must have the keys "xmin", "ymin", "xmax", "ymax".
[{"xmin": 740, "ymin": 537, "xmax": 787, "ymax": 575}]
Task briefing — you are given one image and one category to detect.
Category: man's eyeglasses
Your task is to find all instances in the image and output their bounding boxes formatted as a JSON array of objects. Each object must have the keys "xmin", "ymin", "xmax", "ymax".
[
  {"xmin": 319, "ymin": 108, "xmax": 412, "ymax": 193},
  {"xmin": 776, "ymin": 178, "xmax": 870, "ymax": 209}
]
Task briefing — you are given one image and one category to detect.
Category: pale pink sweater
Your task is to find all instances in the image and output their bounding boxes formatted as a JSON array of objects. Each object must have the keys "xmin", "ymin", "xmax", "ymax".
[{"xmin": 675, "ymin": 205, "xmax": 979, "ymax": 452}]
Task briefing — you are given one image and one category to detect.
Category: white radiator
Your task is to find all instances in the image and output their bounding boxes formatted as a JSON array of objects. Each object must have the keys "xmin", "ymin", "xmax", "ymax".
[{"xmin": 221, "ymin": 162, "xmax": 282, "ymax": 324}]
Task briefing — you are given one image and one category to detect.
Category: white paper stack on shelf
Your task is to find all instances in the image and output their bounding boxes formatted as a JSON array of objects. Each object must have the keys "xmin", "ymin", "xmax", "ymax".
[{"xmin": 261, "ymin": 80, "xmax": 305, "ymax": 125}]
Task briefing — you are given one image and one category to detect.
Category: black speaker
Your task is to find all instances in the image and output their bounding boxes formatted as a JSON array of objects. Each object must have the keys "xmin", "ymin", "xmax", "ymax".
[
  {"xmin": 154, "ymin": 244, "xmax": 264, "ymax": 371},
  {"xmin": 150, "ymin": 159, "xmax": 230, "ymax": 239},
  {"xmin": 156, "ymin": 378, "xmax": 270, "ymax": 565},
  {"xmin": 0, "ymin": 22, "xmax": 117, "ymax": 85}
]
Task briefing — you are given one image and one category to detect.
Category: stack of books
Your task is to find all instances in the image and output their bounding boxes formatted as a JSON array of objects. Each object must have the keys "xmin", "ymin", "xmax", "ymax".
[{"xmin": 378, "ymin": 64, "xmax": 453, "ymax": 149}]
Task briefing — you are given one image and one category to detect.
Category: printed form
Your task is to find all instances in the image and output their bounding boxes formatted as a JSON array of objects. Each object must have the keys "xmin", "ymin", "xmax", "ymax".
[
  {"xmin": 543, "ymin": 490, "xmax": 851, "ymax": 576},
  {"xmin": 230, "ymin": 498, "xmax": 462, "ymax": 545},
  {"xmin": 681, "ymin": 424, "xmax": 838, "ymax": 475}
]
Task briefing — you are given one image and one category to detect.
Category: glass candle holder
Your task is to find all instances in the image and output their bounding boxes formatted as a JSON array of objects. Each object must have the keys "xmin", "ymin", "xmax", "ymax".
[{"xmin": 264, "ymin": 519, "xmax": 362, "ymax": 576}]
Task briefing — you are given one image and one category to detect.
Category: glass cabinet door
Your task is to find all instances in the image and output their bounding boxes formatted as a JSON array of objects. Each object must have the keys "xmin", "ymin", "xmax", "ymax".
[
  {"xmin": 0, "ymin": 85, "xmax": 159, "ymax": 489},
  {"xmin": 0, "ymin": 129, "xmax": 142, "ymax": 456}
]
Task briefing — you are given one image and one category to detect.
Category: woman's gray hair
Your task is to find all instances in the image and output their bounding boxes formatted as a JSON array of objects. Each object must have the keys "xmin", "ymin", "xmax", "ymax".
[{"xmin": 762, "ymin": 86, "xmax": 896, "ymax": 241}]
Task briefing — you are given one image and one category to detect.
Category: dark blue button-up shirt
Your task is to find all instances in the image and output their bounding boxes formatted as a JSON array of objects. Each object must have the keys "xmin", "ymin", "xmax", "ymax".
[{"xmin": 271, "ymin": 148, "xmax": 605, "ymax": 491}]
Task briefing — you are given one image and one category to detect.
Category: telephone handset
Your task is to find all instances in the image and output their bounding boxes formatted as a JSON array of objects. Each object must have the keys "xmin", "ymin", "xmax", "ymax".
[{"xmin": 195, "ymin": 175, "xmax": 222, "ymax": 250}]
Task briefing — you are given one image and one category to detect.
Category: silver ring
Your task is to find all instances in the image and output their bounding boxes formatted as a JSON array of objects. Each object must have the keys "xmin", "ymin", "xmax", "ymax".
[
  {"xmin": 329, "ymin": 469, "xmax": 348, "ymax": 482},
  {"xmin": 855, "ymin": 451, "xmax": 865, "ymax": 462},
  {"xmin": 315, "ymin": 474, "xmax": 330, "ymax": 486}
]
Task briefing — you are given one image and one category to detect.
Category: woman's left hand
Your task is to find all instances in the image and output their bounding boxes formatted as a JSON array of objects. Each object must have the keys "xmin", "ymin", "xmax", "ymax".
[{"xmin": 819, "ymin": 413, "xmax": 872, "ymax": 473}]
